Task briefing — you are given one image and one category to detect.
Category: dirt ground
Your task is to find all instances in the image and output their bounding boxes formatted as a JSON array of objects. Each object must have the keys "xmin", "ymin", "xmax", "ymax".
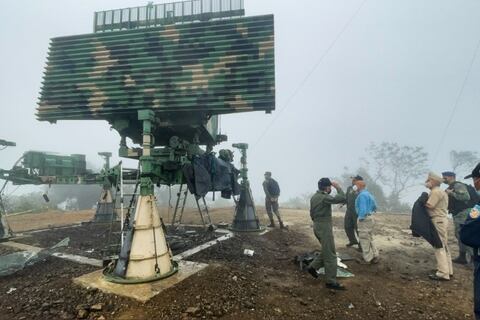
[
  {"xmin": 0, "ymin": 207, "xmax": 476, "ymax": 319},
  {"xmin": 12, "ymin": 223, "xmax": 222, "ymax": 259},
  {"xmin": 6, "ymin": 210, "xmax": 94, "ymax": 232}
]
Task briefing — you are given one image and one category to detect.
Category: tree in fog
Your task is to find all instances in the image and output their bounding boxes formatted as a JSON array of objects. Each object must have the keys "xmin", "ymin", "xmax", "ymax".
[
  {"xmin": 450, "ymin": 150, "xmax": 479, "ymax": 175},
  {"xmin": 282, "ymin": 192, "xmax": 314, "ymax": 209},
  {"xmin": 365, "ymin": 142, "xmax": 428, "ymax": 209},
  {"xmin": 2, "ymin": 192, "xmax": 51, "ymax": 213}
]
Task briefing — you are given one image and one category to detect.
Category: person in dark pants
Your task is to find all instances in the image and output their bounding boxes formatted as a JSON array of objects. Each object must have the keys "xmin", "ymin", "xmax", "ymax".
[
  {"xmin": 443, "ymin": 171, "xmax": 473, "ymax": 264},
  {"xmin": 307, "ymin": 178, "xmax": 346, "ymax": 290},
  {"xmin": 344, "ymin": 175, "xmax": 363, "ymax": 248},
  {"xmin": 262, "ymin": 171, "xmax": 284, "ymax": 228},
  {"xmin": 463, "ymin": 163, "xmax": 480, "ymax": 320},
  {"xmin": 475, "ymin": 251, "xmax": 480, "ymax": 320}
]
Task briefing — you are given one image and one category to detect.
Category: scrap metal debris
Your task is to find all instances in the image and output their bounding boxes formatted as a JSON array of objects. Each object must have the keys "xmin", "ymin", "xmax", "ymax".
[
  {"xmin": 243, "ymin": 249, "xmax": 255, "ymax": 256},
  {"xmin": 0, "ymin": 237, "xmax": 69, "ymax": 276},
  {"xmin": 294, "ymin": 251, "xmax": 355, "ymax": 278}
]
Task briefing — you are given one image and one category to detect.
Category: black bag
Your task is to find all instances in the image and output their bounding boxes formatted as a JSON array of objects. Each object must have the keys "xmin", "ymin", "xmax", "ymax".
[
  {"xmin": 466, "ymin": 184, "xmax": 480, "ymax": 207},
  {"xmin": 460, "ymin": 206, "xmax": 480, "ymax": 248},
  {"xmin": 448, "ymin": 183, "xmax": 480, "ymax": 215}
]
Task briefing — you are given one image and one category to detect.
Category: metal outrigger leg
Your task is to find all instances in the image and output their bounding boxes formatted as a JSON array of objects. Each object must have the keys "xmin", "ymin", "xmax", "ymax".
[
  {"xmin": 171, "ymin": 184, "xmax": 213, "ymax": 230},
  {"xmin": 195, "ymin": 196, "xmax": 214, "ymax": 231}
]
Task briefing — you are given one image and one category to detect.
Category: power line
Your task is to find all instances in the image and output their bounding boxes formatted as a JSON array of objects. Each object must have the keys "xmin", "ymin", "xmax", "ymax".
[
  {"xmin": 253, "ymin": 0, "xmax": 368, "ymax": 148},
  {"xmin": 431, "ymin": 36, "xmax": 480, "ymax": 166}
]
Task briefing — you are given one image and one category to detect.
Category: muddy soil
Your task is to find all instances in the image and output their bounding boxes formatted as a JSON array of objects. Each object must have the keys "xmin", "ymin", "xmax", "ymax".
[
  {"xmin": 7, "ymin": 210, "xmax": 94, "ymax": 232},
  {"xmin": 13, "ymin": 223, "xmax": 222, "ymax": 259},
  {"xmin": 0, "ymin": 209, "xmax": 475, "ymax": 320},
  {"xmin": 0, "ymin": 257, "xmax": 132, "ymax": 320}
]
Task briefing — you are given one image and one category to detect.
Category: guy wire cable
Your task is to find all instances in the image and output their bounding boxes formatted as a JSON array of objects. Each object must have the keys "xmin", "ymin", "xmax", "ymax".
[
  {"xmin": 431, "ymin": 35, "xmax": 480, "ymax": 167},
  {"xmin": 253, "ymin": 0, "xmax": 368, "ymax": 149}
]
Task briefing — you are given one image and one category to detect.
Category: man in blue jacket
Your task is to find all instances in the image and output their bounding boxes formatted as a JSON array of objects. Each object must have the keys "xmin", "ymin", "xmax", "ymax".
[{"xmin": 355, "ymin": 180, "xmax": 379, "ymax": 264}]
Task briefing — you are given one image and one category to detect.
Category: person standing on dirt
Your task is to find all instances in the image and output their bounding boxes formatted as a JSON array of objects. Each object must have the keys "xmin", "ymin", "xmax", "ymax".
[
  {"xmin": 425, "ymin": 172, "xmax": 453, "ymax": 281},
  {"xmin": 462, "ymin": 163, "xmax": 480, "ymax": 319},
  {"xmin": 306, "ymin": 178, "xmax": 346, "ymax": 290},
  {"xmin": 355, "ymin": 180, "xmax": 380, "ymax": 264},
  {"xmin": 442, "ymin": 171, "xmax": 475, "ymax": 265},
  {"xmin": 344, "ymin": 175, "xmax": 362, "ymax": 248},
  {"xmin": 263, "ymin": 171, "xmax": 284, "ymax": 228}
]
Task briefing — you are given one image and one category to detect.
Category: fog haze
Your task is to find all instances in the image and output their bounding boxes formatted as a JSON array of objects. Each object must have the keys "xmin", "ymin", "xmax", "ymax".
[{"xmin": 0, "ymin": 0, "xmax": 479, "ymax": 203}]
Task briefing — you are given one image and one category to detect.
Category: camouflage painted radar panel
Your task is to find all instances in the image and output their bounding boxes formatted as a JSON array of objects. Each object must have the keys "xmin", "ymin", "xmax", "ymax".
[{"xmin": 37, "ymin": 15, "xmax": 275, "ymax": 121}]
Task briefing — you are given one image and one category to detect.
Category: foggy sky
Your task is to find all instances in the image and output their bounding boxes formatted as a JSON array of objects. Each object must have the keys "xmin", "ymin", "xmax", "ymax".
[{"xmin": 0, "ymin": 0, "xmax": 479, "ymax": 203}]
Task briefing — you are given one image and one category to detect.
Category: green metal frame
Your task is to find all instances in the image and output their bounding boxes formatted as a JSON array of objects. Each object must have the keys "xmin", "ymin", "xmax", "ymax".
[
  {"xmin": 0, "ymin": 140, "xmax": 15, "ymax": 148},
  {"xmin": 0, "ymin": 151, "xmax": 125, "ymax": 188}
]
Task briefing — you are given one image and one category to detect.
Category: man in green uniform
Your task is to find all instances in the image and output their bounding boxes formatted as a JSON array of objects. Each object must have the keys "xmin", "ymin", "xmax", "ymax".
[
  {"xmin": 307, "ymin": 178, "xmax": 346, "ymax": 290},
  {"xmin": 344, "ymin": 175, "xmax": 362, "ymax": 248},
  {"xmin": 263, "ymin": 171, "xmax": 284, "ymax": 228},
  {"xmin": 443, "ymin": 171, "xmax": 473, "ymax": 264}
]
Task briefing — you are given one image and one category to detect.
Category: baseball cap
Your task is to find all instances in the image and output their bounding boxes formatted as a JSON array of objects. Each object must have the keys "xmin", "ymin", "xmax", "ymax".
[
  {"xmin": 465, "ymin": 163, "xmax": 480, "ymax": 179},
  {"xmin": 350, "ymin": 175, "xmax": 364, "ymax": 181},
  {"xmin": 441, "ymin": 171, "xmax": 456, "ymax": 177},
  {"xmin": 318, "ymin": 178, "xmax": 332, "ymax": 188}
]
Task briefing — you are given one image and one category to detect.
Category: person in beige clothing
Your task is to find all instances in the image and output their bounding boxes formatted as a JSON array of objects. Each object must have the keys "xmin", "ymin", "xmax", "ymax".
[{"xmin": 425, "ymin": 172, "xmax": 453, "ymax": 281}]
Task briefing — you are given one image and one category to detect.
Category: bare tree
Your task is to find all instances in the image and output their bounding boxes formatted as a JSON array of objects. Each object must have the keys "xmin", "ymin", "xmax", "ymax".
[
  {"xmin": 366, "ymin": 142, "xmax": 428, "ymax": 204},
  {"xmin": 365, "ymin": 143, "xmax": 389, "ymax": 183},
  {"xmin": 450, "ymin": 150, "xmax": 479, "ymax": 174}
]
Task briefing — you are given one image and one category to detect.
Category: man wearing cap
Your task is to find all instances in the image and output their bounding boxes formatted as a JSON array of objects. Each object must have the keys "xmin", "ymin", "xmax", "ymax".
[
  {"xmin": 307, "ymin": 178, "xmax": 346, "ymax": 290},
  {"xmin": 463, "ymin": 163, "xmax": 480, "ymax": 319},
  {"xmin": 442, "ymin": 171, "xmax": 473, "ymax": 265},
  {"xmin": 262, "ymin": 171, "xmax": 284, "ymax": 228},
  {"xmin": 355, "ymin": 180, "xmax": 379, "ymax": 264},
  {"xmin": 425, "ymin": 172, "xmax": 453, "ymax": 281},
  {"xmin": 344, "ymin": 175, "xmax": 362, "ymax": 248}
]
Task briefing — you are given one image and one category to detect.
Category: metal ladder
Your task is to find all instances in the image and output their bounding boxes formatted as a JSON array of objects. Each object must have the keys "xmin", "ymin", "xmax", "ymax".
[{"xmin": 103, "ymin": 163, "xmax": 140, "ymax": 261}]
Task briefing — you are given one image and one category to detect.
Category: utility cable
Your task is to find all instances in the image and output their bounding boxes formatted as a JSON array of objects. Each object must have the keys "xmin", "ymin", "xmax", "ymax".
[
  {"xmin": 253, "ymin": 0, "xmax": 368, "ymax": 148},
  {"xmin": 431, "ymin": 36, "xmax": 480, "ymax": 166}
]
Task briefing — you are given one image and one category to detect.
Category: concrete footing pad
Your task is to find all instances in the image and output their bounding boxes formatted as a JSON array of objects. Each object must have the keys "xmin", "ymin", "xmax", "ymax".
[{"xmin": 73, "ymin": 260, "xmax": 208, "ymax": 302}]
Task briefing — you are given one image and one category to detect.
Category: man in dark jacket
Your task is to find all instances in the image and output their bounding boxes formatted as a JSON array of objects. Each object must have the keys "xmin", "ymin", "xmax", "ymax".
[
  {"xmin": 462, "ymin": 163, "xmax": 480, "ymax": 320},
  {"xmin": 263, "ymin": 171, "xmax": 284, "ymax": 228}
]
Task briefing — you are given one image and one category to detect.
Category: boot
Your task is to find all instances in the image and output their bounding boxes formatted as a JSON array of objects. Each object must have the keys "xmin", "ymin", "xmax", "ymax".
[
  {"xmin": 452, "ymin": 252, "xmax": 468, "ymax": 265},
  {"xmin": 279, "ymin": 221, "xmax": 286, "ymax": 229},
  {"xmin": 267, "ymin": 221, "xmax": 275, "ymax": 228},
  {"xmin": 307, "ymin": 267, "xmax": 319, "ymax": 279},
  {"xmin": 326, "ymin": 282, "xmax": 346, "ymax": 291}
]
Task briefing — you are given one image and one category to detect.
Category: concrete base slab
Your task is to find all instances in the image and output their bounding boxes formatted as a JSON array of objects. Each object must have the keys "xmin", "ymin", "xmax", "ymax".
[{"xmin": 73, "ymin": 260, "xmax": 208, "ymax": 302}]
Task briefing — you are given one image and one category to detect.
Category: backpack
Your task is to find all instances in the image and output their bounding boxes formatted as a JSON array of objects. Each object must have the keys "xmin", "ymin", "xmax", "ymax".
[
  {"xmin": 460, "ymin": 205, "xmax": 480, "ymax": 248},
  {"xmin": 448, "ymin": 182, "xmax": 480, "ymax": 214},
  {"xmin": 466, "ymin": 184, "xmax": 480, "ymax": 207}
]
